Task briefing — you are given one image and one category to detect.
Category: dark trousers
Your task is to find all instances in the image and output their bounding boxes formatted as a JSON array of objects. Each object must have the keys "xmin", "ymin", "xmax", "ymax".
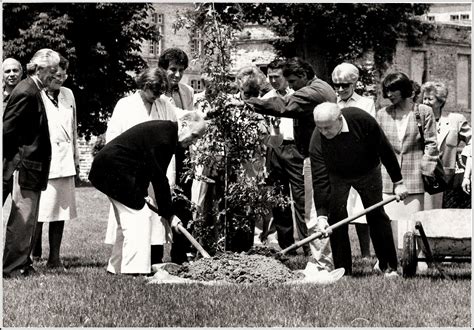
[
  {"xmin": 328, "ymin": 165, "xmax": 397, "ymax": 275},
  {"xmin": 3, "ymin": 173, "xmax": 40, "ymax": 275},
  {"xmin": 267, "ymin": 142, "xmax": 307, "ymax": 249},
  {"xmin": 169, "ymin": 145, "xmax": 193, "ymax": 264}
]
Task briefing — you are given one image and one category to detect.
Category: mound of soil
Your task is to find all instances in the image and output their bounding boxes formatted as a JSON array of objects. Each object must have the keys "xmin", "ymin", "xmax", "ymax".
[{"xmin": 168, "ymin": 250, "xmax": 303, "ymax": 285}]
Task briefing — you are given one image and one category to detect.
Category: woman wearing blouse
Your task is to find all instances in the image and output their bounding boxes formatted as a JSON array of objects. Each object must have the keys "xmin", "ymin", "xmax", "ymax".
[{"xmin": 376, "ymin": 72, "xmax": 439, "ymax": 250}]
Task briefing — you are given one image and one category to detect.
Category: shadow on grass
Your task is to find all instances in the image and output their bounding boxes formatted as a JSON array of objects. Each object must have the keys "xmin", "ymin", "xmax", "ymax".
[{"xmin": 62, "ymin": 256, "xmax": 108, "ymax": 269}]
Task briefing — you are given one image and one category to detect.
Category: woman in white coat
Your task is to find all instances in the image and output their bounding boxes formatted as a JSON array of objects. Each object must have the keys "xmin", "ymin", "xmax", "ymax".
[
  {"xmin": 104, "ymin": 67, "xmax": 185, "ymax": 271},
  {"xmin": 32, "ymin": 55, "xmax": 79, "ymax": 268}
]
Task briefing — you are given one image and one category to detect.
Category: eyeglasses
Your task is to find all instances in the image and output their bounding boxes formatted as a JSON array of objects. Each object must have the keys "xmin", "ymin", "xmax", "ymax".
[{"xmin": 333, "ymin": 83, "xmax": 351, "ymax": 89}]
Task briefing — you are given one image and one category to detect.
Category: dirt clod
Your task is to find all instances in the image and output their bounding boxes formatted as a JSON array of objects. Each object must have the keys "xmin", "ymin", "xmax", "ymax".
[{"xmin": 168, "ymin": 251, "xmax": 303, "ymax": 285}]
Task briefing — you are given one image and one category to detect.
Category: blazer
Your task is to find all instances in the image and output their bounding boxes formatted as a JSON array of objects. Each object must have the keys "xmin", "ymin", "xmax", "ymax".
[
  {"xmin": 377, "ymin": 103, "xmax": 439, "ymax": 194},
  {"xmin": 245, "ymin": 77, "xmax": 337, "ymax": 157},
  {"xmin": 89, "ymin": 120, "xmax": 178, "ymax": 218},
  {"xmin": 177, "ymin": 82, "xmax": 194, "ymax": 110},
  {"xmin": 437, "ymin": 112, "xmax": 471, "ymax": 175},
  {"xmin": 163, "ymin": 82, "xmax": 194, "ymax": 111},
  {"xmin": 3, "ymin": 76, "xmax": 51, "ymax": 191},
  {"xmin": 41, "ymin": 87, "xmax": 79, "ymax": 179}
]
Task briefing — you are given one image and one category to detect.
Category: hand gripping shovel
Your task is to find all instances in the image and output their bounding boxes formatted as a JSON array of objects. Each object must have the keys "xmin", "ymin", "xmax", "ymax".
[
  {"xmin": 144, "ymin": 196, "xmax": 211, "ymax": 258},
  {"xmin": 279, "ymin": 195, "xmax": 398, "ymax": 255}
]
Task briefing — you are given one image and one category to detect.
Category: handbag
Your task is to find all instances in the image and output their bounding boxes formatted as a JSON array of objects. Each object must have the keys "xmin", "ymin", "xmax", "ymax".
[{"xmin": 414, "ymin": 105, "xmax": 448, "ymax": 195}]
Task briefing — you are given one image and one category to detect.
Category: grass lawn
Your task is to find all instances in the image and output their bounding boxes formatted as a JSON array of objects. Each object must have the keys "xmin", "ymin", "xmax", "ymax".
[{"xmin": 2, "ymin": 186, "xmax": 472, "ymax": 327}]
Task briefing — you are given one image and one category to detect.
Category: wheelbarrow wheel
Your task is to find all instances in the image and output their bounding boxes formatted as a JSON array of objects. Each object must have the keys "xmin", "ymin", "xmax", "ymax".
[{"xmin": 401, "ymin": 231, "xmax": 417, "ymax": 277}]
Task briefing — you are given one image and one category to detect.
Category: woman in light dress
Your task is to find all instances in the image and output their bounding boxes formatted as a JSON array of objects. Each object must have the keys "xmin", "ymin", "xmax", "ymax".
[
  {"xmin": 32, "ymin": 55, "xmax": 79, "ymax": 269},
  {"xmin": 105, "ymin": 67, "xmax": 185, "ymax": 271}
]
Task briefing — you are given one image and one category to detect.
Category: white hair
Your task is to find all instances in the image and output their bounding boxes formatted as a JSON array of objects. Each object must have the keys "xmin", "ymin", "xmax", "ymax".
[
  {"xmin": 331, "ymin": 63, "xmax": 359, "ymax": 84},
  {"xmin": 26, "ymin": 48, "xmax": 60, "ymax": 75},
  {"xmin": 313, "ymin": 102, "xmax": 341, "ymax": 123}
]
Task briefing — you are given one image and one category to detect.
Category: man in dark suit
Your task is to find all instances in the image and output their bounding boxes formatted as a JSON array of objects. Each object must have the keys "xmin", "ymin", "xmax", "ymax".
[
  {"xmin": 245, "ymin": 57, "xmax": 336, "ymax": 271},
  {"xmin": 88, "ymin": 111, "xmax": 206, "ymax": 275},
  {"xmin": 3, "ymin": 48, "xmax": 60, "ymax": 278}
]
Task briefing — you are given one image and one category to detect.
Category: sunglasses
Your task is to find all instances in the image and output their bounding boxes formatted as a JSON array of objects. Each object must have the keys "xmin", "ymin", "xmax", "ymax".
[{"xmin": 333, "ymin": 83, "xmax": 352, "ymax": 89}]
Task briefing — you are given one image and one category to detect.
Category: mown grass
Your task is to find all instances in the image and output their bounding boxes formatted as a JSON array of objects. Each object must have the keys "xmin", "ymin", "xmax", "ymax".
[{"xmin": 2, "ymin": 187, "xmax": 472, "ymax": 327}]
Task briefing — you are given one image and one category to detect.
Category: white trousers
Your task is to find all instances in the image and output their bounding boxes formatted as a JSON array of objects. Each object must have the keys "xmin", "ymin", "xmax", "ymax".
[
  {"xmin": 107, "ymin": 197, "xmax": 152, "ymax": 274},
  {"xmin": 105, "ymin": 185, "xmax": 168, "ymax": 245},
  {"xmin": 303, "ymin": 158, "xmax": 334, "ymax": 271}
]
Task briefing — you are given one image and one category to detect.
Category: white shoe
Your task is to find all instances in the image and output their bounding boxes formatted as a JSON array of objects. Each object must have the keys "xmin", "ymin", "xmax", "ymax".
[
  {"xmin": 373, "ymin": 260, "xmax": 383, "ymax": 274},
  {"xmin": 384, "ymin": 270, "xmax": 400, "ymax": 278}
]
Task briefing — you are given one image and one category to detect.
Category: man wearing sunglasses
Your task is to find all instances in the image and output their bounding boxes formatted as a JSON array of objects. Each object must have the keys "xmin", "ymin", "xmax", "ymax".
[{"xmin": 331, "ymin": 63, "xmax": 375, "ymax": 261}]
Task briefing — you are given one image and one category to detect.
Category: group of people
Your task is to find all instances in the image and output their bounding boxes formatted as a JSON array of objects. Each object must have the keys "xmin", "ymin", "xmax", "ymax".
[
  {"xmin": 2, "ymin": 46, "xmax": 471, "ymax": 279},
  {"xmin": 243, "ymin": 58, "xmax": 471, "ymax": 277},
  {"xmin": 2, "ymin": 48, "xmax": 206, "ymax": 278}
]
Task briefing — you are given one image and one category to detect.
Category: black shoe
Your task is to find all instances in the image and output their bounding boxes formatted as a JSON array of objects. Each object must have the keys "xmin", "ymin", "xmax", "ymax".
[{"xmin": 20, "ymin": 265, "xmax": 36, "ymax": 277}]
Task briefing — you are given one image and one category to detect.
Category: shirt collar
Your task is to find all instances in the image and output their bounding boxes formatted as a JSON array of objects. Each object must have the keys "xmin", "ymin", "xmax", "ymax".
[
  {"xmin": 340, "ymin": 115, "xmax": 349, "ymax": 133},
  {"xmin": 337, "ymin": 91, "xmax": 361, "ymax": 104},
  {"xmin": 30, "ymin": 75, "xmax": 44, "ymax": 90}
]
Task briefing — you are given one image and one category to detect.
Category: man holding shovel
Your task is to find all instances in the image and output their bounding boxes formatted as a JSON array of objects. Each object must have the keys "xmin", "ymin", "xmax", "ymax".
[
  {"xmin": 89, "ymin": 111, "xmax": 206, "ymax": 275},
  {"xmin": 310, "ymin": 102, "xmax": 408, "ymax": 277}
]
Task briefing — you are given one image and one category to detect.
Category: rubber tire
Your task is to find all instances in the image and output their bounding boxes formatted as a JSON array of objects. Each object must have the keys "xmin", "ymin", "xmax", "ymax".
[{"xmin": 401, "ymin": 231, "xmax": 417, "ymax": 278}]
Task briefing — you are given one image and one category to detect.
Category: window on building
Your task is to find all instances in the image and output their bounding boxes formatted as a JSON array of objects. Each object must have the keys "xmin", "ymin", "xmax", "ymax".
[
  {"xmin": 450, "ymin": 14, "xmax": 460, "ymax": 21},
  {"xmin": 147, "ymin": 26, "xmax": 163, "ymax": 57},
  {"xmin": 457, "ymin": 54, "xmax": 471, "ymax": 108},
  {"xmin": 461, "ymin": 14, "xmax": 470, "ymax": 20},
  {"xmin": 157, "ymin": 13, "xmax": 164, "ymax": 25},
  {"xmin": 151, "ymin": 13, "xmax": 164, "ymax": 25},
  {"xmin": 427, "ymin": 15, "xmax": 435, "ymax": 21},
  {"xmin": 190, "ymin": 29, "xmax": 203, "ymax": 56},
  {"xmin": 190, "ymin": 79, "xmax": 203, "ymax": 92}
]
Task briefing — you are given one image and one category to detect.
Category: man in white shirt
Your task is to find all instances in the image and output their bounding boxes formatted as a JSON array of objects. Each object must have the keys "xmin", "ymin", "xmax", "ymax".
[
  {"xmin": 262, "ymin": 59, "xmax": 309, "ymax": 255},
  {"xmin": 331, "ymin": 62, "xmax": 376, "ymax": 259}
]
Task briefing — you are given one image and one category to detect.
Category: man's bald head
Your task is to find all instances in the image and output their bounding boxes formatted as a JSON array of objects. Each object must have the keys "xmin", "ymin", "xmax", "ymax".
[
  {"xmin": 313, "ymin": 102, "xmax": 343, "ymax": 139},
  {"xmin": 3, "ymin": 58, "xmax": 23, "ymax": 90}
]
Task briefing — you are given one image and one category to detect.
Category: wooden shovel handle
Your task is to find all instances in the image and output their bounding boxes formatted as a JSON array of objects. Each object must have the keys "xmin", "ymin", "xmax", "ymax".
[
  {"xmin": 280, "ymin": 196, "xmax": 398, "ymax": 255},
  {"xmin": 144, "ymin": 196, "xmax": 211, "ymax": 258}
]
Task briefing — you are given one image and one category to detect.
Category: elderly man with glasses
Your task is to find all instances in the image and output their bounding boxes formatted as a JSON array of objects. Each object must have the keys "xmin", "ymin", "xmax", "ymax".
[{"xmin": 331, "ymin": 62, "xmax": 376, "ymax": 260}]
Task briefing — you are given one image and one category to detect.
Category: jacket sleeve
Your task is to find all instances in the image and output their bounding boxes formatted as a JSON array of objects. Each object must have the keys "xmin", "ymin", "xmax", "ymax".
[
  {"xmin": 309, "ymin": 130, "xmax": 330, "ymax": 216},
  {"xmin": 420, "ymin": 105, "xmax": 440, "ymax": 176},
  {"xmin": 105, "ymin": 99, "xmax": 127, "ymax": 144},
  {"xmin": 3, "ymin": 90, "xmax": 32, "ymax": 161},
  {"xmin": 69, "ymin": 89, "xmax": 80, "ymax": 171},
  {"xmin": 245, "ymin": 83, "xmax": 335, "ymax": 118},
  {"xmin": 148, "ymin": 146, "xmax": 174, "ymax": 221},
  {"xmin": 457, "ymin": 113, "xmax": 472, "ymax": 145},
  {"xmin": 376, "ymin": 120, "xmax": 403, "ymax": 183}
]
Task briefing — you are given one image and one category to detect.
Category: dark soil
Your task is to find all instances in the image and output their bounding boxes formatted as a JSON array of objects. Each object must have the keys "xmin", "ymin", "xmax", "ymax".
[{"xmin": 168, "ymin": 247, "xmax": 304, "ymax": 285}]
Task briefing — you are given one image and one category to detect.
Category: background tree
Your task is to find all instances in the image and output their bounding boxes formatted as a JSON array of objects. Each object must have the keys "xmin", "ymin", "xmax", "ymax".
[
  {"xmin": 237, "ymin": 3, "xmax": 432, "ymax": 80},
  {"xmin": 3, "ymin": 3, "xmax": 159, "ymax": 138}
]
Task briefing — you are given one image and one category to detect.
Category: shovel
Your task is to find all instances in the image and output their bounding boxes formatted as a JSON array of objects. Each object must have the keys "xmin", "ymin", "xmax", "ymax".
[
  {"xmin": 279, "ymin": 195, "xmax": 398, "ymax": 255},
  {"xmin": 144, "ymin": 196, "xmax": 211, "ymax": 258}
]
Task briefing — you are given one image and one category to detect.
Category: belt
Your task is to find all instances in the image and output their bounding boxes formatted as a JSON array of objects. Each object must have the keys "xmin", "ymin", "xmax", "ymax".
[{"xmin": 282, "ymin": 140, "xmax": 295, "ymax": 145}]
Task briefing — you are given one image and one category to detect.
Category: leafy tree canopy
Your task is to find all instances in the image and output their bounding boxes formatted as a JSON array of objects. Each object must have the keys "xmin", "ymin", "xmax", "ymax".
[
  {"xmin": 3, "ymin": 3, "xmax": 159, "ymax": 138},
  {"xmin": 210, "ymin": 3, "xmax": 432, "ymax": 80}
]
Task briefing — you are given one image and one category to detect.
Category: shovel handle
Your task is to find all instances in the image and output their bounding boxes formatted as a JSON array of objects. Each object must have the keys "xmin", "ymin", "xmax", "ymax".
[
  {"xmin": 144, "ymin": 196, "xmax": 211, "ymax": 258},
  {"xmin": 280, "ymin": 195, "xmax": 398, "ymax": 255},
  {"xmin": 176, "ymin": 224, "xmax": 211, "ymax": 258}
]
